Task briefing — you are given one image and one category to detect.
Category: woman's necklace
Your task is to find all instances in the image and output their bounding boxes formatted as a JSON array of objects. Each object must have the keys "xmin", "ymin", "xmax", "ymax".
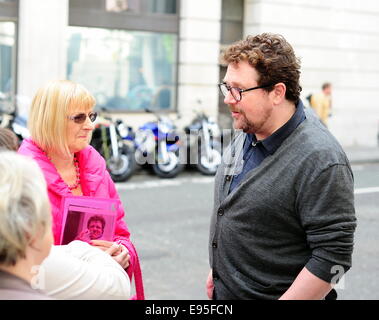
[
  {"xmin": 68, "ymin": 154, "xmax": 81, "ymax": 190},
  {"xmin": 46, "ymin": 152, "xmax": 80, "ymax": 190}
]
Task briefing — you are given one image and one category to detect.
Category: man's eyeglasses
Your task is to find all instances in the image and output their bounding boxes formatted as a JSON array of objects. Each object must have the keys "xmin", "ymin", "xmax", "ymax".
[
  {"xmin": 68, "ymin": 112, "xmax": 98, "ymax": 124},
  {"xmin": 218, "ymin": 83, "xmax": 273, "ymax": 102}
]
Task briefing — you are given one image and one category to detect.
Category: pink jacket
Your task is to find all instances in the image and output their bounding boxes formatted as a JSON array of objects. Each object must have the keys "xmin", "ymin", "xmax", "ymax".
[{"xmin": 18, "ymin": 138, "xmax": 144, "ymax": 300}]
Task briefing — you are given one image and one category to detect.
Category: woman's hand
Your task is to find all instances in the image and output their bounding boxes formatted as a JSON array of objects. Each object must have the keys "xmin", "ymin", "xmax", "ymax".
[{"xmin": 91, "ymin": 240, "xmax": 130, "ymax": 269}]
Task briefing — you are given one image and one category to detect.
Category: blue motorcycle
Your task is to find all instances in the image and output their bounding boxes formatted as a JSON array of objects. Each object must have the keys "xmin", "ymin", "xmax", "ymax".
[{"xmin": 117, "ymin": 109, "xmax": 185, "ymax": 178}]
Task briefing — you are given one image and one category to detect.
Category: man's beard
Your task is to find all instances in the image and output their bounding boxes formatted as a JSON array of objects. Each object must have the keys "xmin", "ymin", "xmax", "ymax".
[{"xmin": 233, "ymin": 106, "xmax": 272, "ymax": 134}]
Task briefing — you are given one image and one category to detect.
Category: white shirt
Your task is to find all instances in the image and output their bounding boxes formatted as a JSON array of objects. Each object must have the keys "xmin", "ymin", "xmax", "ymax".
[{"xmin": 35, "ymin": 241, "xmax": 130, "ymax": 300}]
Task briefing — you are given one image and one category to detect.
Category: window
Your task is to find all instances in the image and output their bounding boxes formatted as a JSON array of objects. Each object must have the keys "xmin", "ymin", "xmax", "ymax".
[
  {"xmin": 69, "ymin": 0, "xmax": 179, "ymax": 33},
  {"xmin": 67, "ymin": 27, "xmax": 177, "ymax": 111},
  {"xmin": 105, "ymin": 0, "xmax": 138, "ymax": 13},
  {"xmin": 0, "ymin": 0, "xmax": 18, "ymax": 18},
  {"xmin": 0, "ymin": 21, "xmax": 16, "ymax": 113},
  {"xmin": 68, "ymin": 0, "xmax": 179, "ymax": 112},
  {"xmin": 146, "ymin": 0, "xmax": 177, "ymax": 14},
  {"xmin": 221, "ymin": 0, "xmax": 244, "ymax": 45}
]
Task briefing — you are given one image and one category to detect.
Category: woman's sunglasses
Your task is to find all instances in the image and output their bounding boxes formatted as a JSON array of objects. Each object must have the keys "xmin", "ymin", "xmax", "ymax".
[{"xmin": 68, "ymin": 112, "xmax": 98, "ymax": 124}]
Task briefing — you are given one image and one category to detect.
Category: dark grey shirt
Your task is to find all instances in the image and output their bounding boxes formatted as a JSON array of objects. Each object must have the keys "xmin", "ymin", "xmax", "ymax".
[{"xmin": 209, "ymin": 101, "xmax": 356, "ymax": 300}]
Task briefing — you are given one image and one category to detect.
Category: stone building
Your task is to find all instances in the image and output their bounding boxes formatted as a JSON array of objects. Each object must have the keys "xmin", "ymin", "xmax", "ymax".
[{"xmin": 1, "ymin": 0, "xmax": 378, "ymax": 147}]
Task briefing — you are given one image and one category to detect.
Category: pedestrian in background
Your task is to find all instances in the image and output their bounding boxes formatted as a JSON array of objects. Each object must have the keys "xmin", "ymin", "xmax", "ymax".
[
  {"xmin": 207, "ymin": 33, "xmax": 356, "ymax": 300},
  {"xmin": 18, "ymin": 80, "xmax": 144, "ymax": 299},
  {"xmin": 0, "ymin": 127, "xmax": 19, "ymax": 151},
  {"xmin": 310, "ymin": 82, "xmax": 332, "ymax": 127},
  {"xmin": 0, "ymin": 152, "xmax": 53, "ymax": 299}
]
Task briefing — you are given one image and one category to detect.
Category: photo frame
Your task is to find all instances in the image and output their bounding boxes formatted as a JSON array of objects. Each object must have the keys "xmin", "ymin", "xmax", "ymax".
[{"xmin": 59, "ymin": 195, "xmax": 119, "ymax": 245}]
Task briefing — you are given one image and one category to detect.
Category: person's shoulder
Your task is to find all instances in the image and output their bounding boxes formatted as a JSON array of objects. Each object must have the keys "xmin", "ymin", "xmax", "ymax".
[
  {"xmin": 78, "ymin": 145, "xmax": 106, "ymax": 169},
  {"xmin": 0, "ymin": 270, "xmax": 53, "ymax": 300},
  {"xmin": 0, "ymin": 288, "xmax": 53, "ymax": 300},
  {"xmin": 17, "ymin": 139, "xmax": 54, "ymax": 172},
  {"xmin": 80, "ymin": 145, "xmax": 102, "ymax": 159},
  {"xmin": 292, "ymin": 117, "xmax": 349, "ymax": 165},
  {"xmin": 18, "ymin": 138, "xmax": 41, "ymax": 157}
]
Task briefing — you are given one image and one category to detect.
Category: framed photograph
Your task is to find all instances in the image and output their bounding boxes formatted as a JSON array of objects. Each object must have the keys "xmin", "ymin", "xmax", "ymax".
[{"xmin": 59, "ymin": 196, "xmax": 119, "ymax": 245}]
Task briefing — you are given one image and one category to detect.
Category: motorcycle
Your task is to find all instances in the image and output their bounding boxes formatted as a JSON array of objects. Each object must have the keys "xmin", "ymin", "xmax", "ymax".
[
  {"xmin": 90, "ymin": 107, "xmax": 136, "ymax": 182},
  {"xmin": 184, "ymin": 100, "xmax": 222, "ymax": 175},
  {"xmin": 132, "ymin": 109, "xmax": 185, "ymax": 178}
]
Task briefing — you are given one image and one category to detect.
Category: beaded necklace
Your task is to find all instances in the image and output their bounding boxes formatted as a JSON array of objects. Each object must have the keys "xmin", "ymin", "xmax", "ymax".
[
  {"xmin": 68, "ymin": 154, "xmax": 81, "ymax": 190},
  {"xmin": 46, "ymin": 151, "xmax": 80, "ymax": 190}
]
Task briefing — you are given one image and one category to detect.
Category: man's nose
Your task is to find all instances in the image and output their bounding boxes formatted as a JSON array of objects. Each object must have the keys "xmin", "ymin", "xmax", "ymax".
[{"xmin": 224, "ymin": 92, "xmax": 236, "ymax": 105}]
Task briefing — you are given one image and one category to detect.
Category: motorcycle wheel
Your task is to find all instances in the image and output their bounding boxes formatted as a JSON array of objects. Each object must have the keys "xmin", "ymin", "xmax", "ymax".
[
  {"xmin": 195, "ymin": 140, "xmax": 222, "ymax": 176},
  {"xmin": 152, "ymin": 151, "xmax": 184, "ymax": 178},
  {"xmin": 108, "ymin": 145, "xmax": 136, "ymax": 182}
]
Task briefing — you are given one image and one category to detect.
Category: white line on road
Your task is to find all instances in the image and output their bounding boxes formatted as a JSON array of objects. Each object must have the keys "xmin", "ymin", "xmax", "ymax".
[
  {"xmin": 117, "ymin": 178, "xmax": 379, "ymax": 195},
  {"xmin": 354, "ymin": 187, "xmax": 379, "ymax": 194},
  {"xmin": 116, "ymin": 176, "xmax": 214, "ymax": 190}
]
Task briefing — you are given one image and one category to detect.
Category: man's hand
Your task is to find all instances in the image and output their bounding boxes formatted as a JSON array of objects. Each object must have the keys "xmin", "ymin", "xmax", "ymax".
[
  {"xmin": 206, "ymin": 269, "xmax": 214, "ymax": 300},
  {"xmin": 76, "ymin": 229, "xmax": 90, "ymax": 241},
  {"xmin": 91, "ymin": 240, "xmax": 130, "ymax": 269}
]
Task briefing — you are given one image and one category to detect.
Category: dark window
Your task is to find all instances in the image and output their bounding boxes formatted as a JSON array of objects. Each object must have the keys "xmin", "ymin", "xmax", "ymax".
[
  {"xmin": 221, "ymin": 0, "xmax": 243, "ymax": 45},
  {"xmin": 145, "ymin": 0, "xmax": 177, "ymax": 14},
  {"xmin": 69, "ymin": 0, "xmax": 179, "ymax": 33}
]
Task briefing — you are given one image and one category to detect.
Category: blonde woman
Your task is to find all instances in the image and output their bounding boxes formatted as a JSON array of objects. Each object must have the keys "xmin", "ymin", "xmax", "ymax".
[
  {"xmin": 18, "ymin": 80, "xmax": 144, "ymax": 299},
  {"xmin": 0, "ymin": 152, "xmax": 53, "ymax": 299}
]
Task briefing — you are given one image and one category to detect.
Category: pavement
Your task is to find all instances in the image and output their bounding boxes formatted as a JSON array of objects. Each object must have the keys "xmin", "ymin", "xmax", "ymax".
[{"xmin": 343, "ymin": 146, "xmax": 379, "ymax": 164}]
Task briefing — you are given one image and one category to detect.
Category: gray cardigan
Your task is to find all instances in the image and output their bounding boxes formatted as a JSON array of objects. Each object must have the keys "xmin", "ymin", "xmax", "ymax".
[{"xmin": 209, "ymin": 109, "xmax": 357, "ymax": 300}]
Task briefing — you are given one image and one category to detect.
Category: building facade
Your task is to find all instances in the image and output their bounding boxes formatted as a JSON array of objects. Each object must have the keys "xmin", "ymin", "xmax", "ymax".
[{"xmin": 1, "ymin": 0, "xmax": 378, "ymax": 147}]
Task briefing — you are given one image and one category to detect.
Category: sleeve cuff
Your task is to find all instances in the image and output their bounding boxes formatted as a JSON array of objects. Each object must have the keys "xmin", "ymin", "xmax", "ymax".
[{"xmin": 305, "ymin": 258, "xmax": 350, "ymax": 283}]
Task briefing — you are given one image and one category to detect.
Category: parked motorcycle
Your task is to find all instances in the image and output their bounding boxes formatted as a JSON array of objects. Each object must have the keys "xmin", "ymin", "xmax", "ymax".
[
  {"xmin": 132, "ymin": 109, "xmax": 185, "ymax": 178},
  {"xmin": 184, "ymin": 100, "xmax": 222, "ymax": 175},
  {"xmin": 90, "ymin": 108, "xmax": 136, "ymax": 182}
]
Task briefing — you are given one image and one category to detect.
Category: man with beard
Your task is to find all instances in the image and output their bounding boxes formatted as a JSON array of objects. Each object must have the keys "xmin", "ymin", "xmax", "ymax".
[{"xmin": 207, "ymin": 33, "xmax": 356, "ymax": 300}]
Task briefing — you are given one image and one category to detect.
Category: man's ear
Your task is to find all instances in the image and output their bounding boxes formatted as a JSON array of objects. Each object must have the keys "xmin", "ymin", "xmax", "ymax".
[{"xmin": 271, "ymin": 82, "xmax": 286, "ymax": 105}]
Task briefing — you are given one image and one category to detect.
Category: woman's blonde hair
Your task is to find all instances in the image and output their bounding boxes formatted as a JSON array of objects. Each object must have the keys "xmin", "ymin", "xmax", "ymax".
[
  {"xmin": 28, "ymin": 80, "xmax": 96, "ymax": 156},
  {"xmin": 0, "ymin": 152, "xmax": 52, "ymax": 266}
]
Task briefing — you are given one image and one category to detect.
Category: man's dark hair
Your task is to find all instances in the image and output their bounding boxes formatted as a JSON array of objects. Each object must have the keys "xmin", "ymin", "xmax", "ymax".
[
  {"xmin": 322, "ymin": 82, "xmax": 331, "ymax": 90},
  {"xmin": 222, "ymin": 33, "xmax": 302, "ymax": 103},
  {"xmin": 87, "ymin": 215, "xmax": 106, "ymax": 230}
]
